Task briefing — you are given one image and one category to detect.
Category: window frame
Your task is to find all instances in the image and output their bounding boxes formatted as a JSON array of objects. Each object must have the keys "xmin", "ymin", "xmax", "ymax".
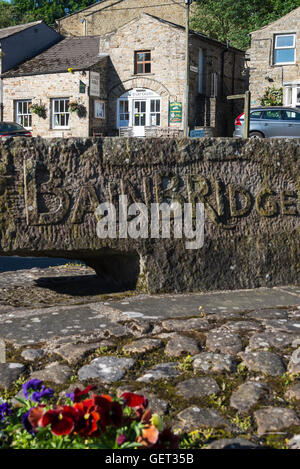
[
  {"xmin": 15, "ymin": 99, "xmax": 32, "ymax": 129},
  {"xmin": 134, "ymin": 50, "xmax": 151, "ymax": 75},
  {"xmin": 274, "ymin": 33, "xmax": 296, "ymax": 65},
  {"xmin": 52, "ymin": 98, "xmax": 70, "ymax": 129}
]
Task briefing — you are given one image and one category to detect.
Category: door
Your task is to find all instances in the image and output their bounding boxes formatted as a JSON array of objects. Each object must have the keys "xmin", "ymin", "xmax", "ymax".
[
  {"xmin": 281, "ymin": 109, "xmax": 300, "ymax": 137},
  {"xmin": 133, "ymin": 100, "xmax": 146, "ymax": 136},
  {"xmin": 261, "ymin": 109, "xmax": 285, "ymax": 137}
]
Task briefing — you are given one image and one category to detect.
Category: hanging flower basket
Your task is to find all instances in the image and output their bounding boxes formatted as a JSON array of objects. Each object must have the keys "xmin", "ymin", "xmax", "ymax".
[
  {"xmin": 29, "ymin": 103, "xmax": 47, "ymax": 119},
  {"xmin": 67, "ymin": 100, "xmax": 86, "ymax": 118}
]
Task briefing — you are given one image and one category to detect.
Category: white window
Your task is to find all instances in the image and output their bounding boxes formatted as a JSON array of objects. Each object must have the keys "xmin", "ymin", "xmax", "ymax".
[
  {"xmin": 150, "ymin": 99, "xmax": 160, "ymax": 126},
  {"xmin": 15, "ymin": 100, "xmax": 32, "ymax": 129},
  {"xmin": 52, "ymin": 98, "xmax": 70, "ymax": 128},
  {"xmin": 286, "ymin": 87, "xmax": 292, "ymax": 105},
  {"xmin": 274, "ymin": 34, "xmax": 296, "ymax": 64},
  {"xmin": 118, "ymin": 100, "xmax": 130, "ymax": 127},
  {"xmin": 284, "ymin": 85, "xmax": 300, "ymax": 107}
]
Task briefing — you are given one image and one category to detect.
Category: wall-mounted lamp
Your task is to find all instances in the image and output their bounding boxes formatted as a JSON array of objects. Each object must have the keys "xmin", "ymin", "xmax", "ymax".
[{"xmin": 265, "ymin": 75, "xmax": 274, "ymax": 82}]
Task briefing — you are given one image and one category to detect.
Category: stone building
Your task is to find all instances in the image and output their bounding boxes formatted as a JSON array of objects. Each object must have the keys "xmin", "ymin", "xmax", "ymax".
[
  {"xmin": 249, "ymin": 6, "xmax": 300, "ymax": 107},
  {"xmin": 2, "ymin": 14, "xmax": 245, "ymax": 137},
  {"xmin": 0, "ymin": 20, "xmax": 61, "ymax": 119},
  {"xmin": 56, "ymin": 0, "xmax": 188, "ymax": 37}
]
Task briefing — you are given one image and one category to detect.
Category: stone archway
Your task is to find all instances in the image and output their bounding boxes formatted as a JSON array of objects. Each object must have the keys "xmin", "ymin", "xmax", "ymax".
[
  {"xmin": 108, "ymin": 78, "xmax": 171, "ymax": 134},
  {"xmin": 109, "ymin": 77, "xmax": 170, "ymax": 100}
]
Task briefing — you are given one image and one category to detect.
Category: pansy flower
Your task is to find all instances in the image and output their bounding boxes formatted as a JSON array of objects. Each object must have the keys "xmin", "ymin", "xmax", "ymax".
[{"xmin": 41, "ymin": 406, "xmax": 78, "ymax": 436}]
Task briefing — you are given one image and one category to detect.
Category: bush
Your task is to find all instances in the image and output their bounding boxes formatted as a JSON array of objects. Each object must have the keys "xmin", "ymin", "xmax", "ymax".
[{"xmin": 259, "ymin": 86, "xmax": 283, "ymax": 106}]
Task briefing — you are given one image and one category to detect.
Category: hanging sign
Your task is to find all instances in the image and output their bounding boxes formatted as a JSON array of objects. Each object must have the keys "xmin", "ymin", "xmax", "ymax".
[
  {"xmin": 90, "ymin": 71, "xmax": 100, "ymax": 97},
  {"xmin": 169, "ymin": 102, "xmax": 182, "ymax": 123}
]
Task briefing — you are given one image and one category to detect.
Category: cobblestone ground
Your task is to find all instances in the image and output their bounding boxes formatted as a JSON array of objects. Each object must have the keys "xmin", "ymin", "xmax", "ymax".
[{"xmin": 1, "ymin": 265, "xmax": 300, "ymax": 449}]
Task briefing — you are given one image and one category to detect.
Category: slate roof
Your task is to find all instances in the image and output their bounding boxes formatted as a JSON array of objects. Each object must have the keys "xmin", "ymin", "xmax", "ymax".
[
  {"xmin": 0, "ymin": 20, "xmax": 43, "ymax": 40},
  {"xmin": 2, "ymin": 36, "xmax": 103, "ymax": 77}
]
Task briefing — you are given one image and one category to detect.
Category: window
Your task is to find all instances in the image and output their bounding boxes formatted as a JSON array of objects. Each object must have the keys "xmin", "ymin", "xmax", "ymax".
[
  {"xmin": 286, "ymin": 87, "xmax": 292, "ymax": 106},
  {"xmin": 274, "ymin": 34, "xmax": 296, "ymax": 64},
  {"xmin": 15, "ymin": 100, "xmax": 32, "ymax": 129},
  {"xmin": 150, "ymin": 99, "xmax": 160, "ymax": 126},
  {"xmin": 282, "ymin": 110, "xmax": 300, "ymax": 120},
  {"xmin": 119, "ymin": 100, "xmax": 130, "ymax": 127},
  {"xmin": 134, "ymin": 51, "xmax": 151, "ymax": 74},
  {"xmin": 52, "ymin": 98, "xmax": 70, "ymax": 128},
  {"xmin": 262, "ymin": 110, "xmax": 282, "ymax": 120},
  {"xmin": 250, "ymin": 111, "xmax": 262, "ymax": 119}
]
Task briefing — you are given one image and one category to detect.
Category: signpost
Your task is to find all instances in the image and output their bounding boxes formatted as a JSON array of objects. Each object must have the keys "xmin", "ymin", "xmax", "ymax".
[{"xmin": 227, "ymin": 90, "xmax": 251, "ymax": 138}]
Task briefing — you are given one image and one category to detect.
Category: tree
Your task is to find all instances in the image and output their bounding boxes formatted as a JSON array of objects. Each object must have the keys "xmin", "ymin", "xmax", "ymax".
[
  {"xmin": 0, "ymin": 1, "xmax": 19, "ymax": 29},
  {"xmin": 10, "ymin": 0, "xmax": 97, "ymax": 26},
  {"xmin": 190, "ymin": 0, "xmax": 300, "ymax": 50}
]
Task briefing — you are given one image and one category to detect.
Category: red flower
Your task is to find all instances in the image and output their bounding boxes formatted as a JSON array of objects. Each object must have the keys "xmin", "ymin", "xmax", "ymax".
[
  {"xmin": 41, "ymin": 406, "xmax": 78, "ymax": 436},
  {"xmin": 28, "ymin": 405, "xmax": 45, "ymax": 430},
  {"xmin": 93, "ymin": 395, "xmax": 123, "ymax": 430},
  {"xmin": 73, "ymin": 399, "xmax": 100, "ymax": 436},
  {"xmin": 72, "ymin": 385, "xmax": 95, "ymax": 403},
  {"xmin": 121, "ymin": 392, "xmax": 148, "ymax": 410}
]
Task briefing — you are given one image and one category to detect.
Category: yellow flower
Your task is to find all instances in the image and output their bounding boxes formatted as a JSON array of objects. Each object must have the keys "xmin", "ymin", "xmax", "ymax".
[{"xmin": 68, "ymin": 68, "xmax": 74, "ymax": 74}]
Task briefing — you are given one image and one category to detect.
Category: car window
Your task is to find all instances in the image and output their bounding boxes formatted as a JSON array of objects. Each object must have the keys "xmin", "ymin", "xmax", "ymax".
[
  {"xmin": 262, "ymin": 110, "xmax": 282, "ymax": 120},
  {"xmin": 282, "ymin": 110, "xmax": 300, "ymax": 120},
  {"xmin": 250, "ymin": 111, "xmax": 262, "ymax": 119},
  {"xmin": 0, "ymin": 123, "xmax": 24, "ymax": 132}
]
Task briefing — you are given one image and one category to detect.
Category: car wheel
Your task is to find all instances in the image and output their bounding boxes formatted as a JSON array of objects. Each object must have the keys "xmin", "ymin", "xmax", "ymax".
[{"xmin": 249, "ymin": 131, "xmax": 264, "ymax": 139}]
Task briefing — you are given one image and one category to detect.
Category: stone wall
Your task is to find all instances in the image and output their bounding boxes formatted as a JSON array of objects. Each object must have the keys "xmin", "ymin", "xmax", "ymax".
[
  {"xmin": 56, "ymin": 0, "xmax": 187, "ymax": 37},
  {"xmin": 0, "ymin": 137, "xmax": 298, "ymax": 293},
  {"xmin": 249, "ymin": 7, "xmax": 300, "ymax": 106}
]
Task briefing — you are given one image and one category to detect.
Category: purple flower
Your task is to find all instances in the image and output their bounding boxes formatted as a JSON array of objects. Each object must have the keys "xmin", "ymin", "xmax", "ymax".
[
  {"xmin": 23, "ymin": 379, "xmax": 44, "ymax": 399},
  {"xmin": 65, "ymin": 392, "xmax": 75, "ymax": 402},
  {"xmin": 22, "ymin": 379, "xmax": 54, "ymax": 403},
  {"xmin": 22, "ymin": 408, "xmax": 35, "ymax": 435},
  {"xmin": 117, "ymin": 434, "xmax": 127, "ymax": 446},
  {"xmin": 31, "ymin": 387, "xmax": 54, "ymax": 403},
  {"xmin": 0, "ymin": 402, "xmax": 11, "ymax": 422}
]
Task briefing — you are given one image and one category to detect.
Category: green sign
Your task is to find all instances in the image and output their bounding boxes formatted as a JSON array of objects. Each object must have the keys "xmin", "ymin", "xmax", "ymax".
[{"xmin": 169, "ymin": 102, "xmax": 182, "ymax": 123}]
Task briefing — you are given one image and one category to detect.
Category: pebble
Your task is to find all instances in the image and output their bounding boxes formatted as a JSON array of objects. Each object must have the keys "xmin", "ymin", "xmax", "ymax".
[
  {"xmin": 137, "ymin": 362, "xmax": 181, "ymax": 382},
  {"xmin": 165, "ymin": 334, "xmax": 200, "ymax": 357},
  {"xmin": 192, "ymin": 352, "xmax": 237, "ymax": 373},
  {"xmin": 230, "ymin": 381, "xmax": 268, "ymax": 412}
]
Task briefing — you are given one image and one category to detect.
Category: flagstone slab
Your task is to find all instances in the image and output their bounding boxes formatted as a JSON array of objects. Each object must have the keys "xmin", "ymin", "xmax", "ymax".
[
  {"xmin": 122, "ymin": 338, "xmax": 163, "ymax": 354},
  {"xmin": 230, "ymin": 381, "xmax": 269, "ymax": 412},
  {"xmin": 239, "ymin": 351, "xmax": 286, "ymax": 377},
  {"xmin": 176, "ymin": 377, "xmax": 220, "ymax": 399},
  {"xmin": 288, "ymin": 348, "xmax": 300, "ymax": 374},
  {"xmin": 205, "ymin": 327, "xmax": 243, "ymax": 356},
  {"xmin": 174, "ymin": 407, "xmax": 236, "ymax": 433},
  {"xmin": 254, "ymin": 407, "xmax": 300, "ymax": 436},
  {"xmin": 0, "ymin": 363, "xmax": 26, "ymax": 390},
  {"xmin": 30, "ymin": 362, "xmax": 72, "ymax": 385},
  {"xmin": 78, "ymin": 356, "xmax": 135, "ymax": 383},
  {"xmin": 165, "ymin": 334, "xmax": 200, "ymax": 357},
  {"xmin": 192, "ymin": 352, "xmax": 237, "ymax": 373},
  {"xmin": 247, "ymin": 332, "xmax": 298, "ymax": 351},
  {"xmin": 137, "ymin": 362, "xmax": 181, "ymax": 382},
  {"xmin": 205, "ymin": 438, "xmax": 259, "ymax": 449}
]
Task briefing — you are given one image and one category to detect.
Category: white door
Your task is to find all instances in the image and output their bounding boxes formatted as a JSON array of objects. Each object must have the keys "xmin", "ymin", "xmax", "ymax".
[{"xmin": 133, "ymin": 100, "xmax": 146, "ymax": 136}]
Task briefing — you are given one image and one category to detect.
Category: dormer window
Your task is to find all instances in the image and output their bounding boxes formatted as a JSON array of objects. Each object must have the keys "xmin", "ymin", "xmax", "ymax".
[
  {"xmin": 274, "ymin": 34, "xmax": 296, "ymax": 64},
  {"xmin": 134, "ymin": 51, "xmax": 151, "ymax": 74}
]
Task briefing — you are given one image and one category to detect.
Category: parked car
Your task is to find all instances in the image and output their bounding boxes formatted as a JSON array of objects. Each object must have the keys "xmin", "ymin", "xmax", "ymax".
[
  {"xmin": 0, "ymin": 122, "xmax": 32, "ymax": 139},
  {"xmin": 233, "ymin": 107, "xmax": 300, "ymax": 138}
]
